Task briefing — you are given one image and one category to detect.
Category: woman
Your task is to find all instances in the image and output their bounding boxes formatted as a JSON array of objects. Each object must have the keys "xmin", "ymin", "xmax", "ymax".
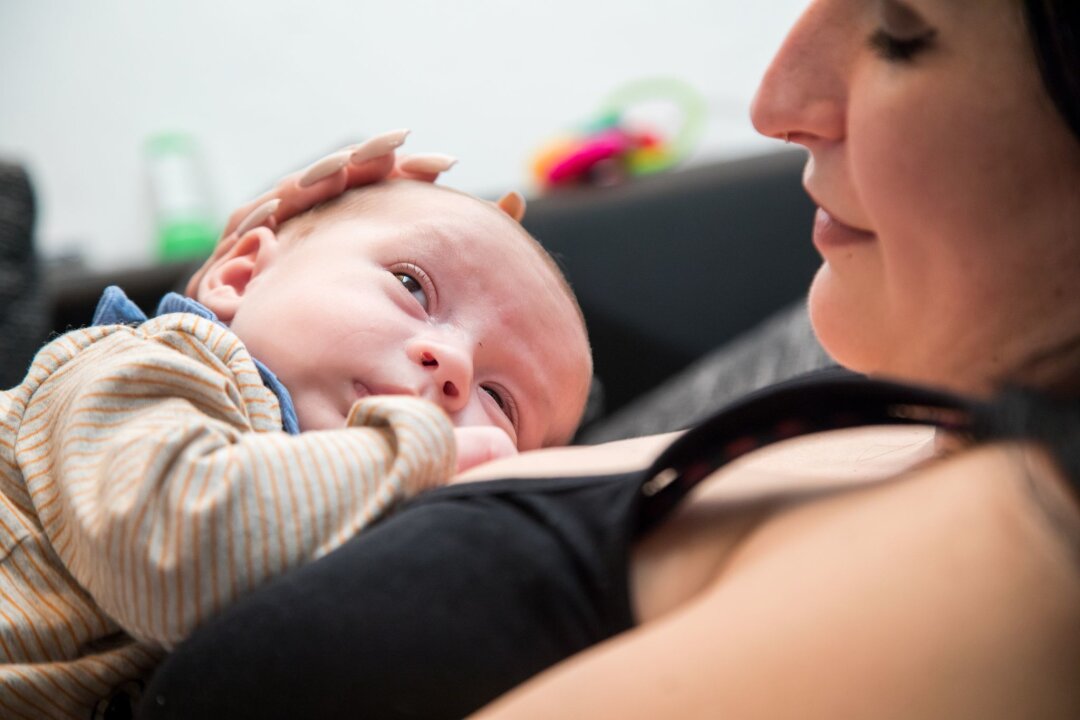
[{"xmin": 140, "ymin": 0, "xmax": 1080, "ymax": 717}]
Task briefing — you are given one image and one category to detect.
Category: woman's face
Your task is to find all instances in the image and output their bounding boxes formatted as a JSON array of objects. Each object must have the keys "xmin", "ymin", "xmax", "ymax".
[{"xmin": 751, "ymin": 0, "xmax": 1080, "ymax": 394}]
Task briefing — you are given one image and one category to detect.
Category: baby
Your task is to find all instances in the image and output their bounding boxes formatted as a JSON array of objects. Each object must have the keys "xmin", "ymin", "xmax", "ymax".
[
  {"xmin": 0, "ymin": 147, "xmax": 591, "ymax": 718},
  {"xmin": 189, "ymin": 178, "xmax": 590, "ymax": 459}
]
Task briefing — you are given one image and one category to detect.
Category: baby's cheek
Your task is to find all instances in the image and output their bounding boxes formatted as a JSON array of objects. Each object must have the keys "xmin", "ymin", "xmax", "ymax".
[{"xmin": 453, "ymin": 426, "xmax": 518, "ymax": 474}]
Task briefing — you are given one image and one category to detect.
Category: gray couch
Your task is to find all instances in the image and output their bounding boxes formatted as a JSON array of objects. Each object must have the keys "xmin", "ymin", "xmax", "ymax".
[
  {"xmin": 0, "ymin": 162, "xmax": 46, "ymax": 389},
  {"xmin": 521, "ymin": 150, "xmax": 833, "ymax": 441}
]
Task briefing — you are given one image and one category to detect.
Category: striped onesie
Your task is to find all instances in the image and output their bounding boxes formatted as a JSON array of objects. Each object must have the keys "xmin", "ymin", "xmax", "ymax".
[{"xmin": 0, "ymin": 312, "xmax": 456, "ymax": 718}]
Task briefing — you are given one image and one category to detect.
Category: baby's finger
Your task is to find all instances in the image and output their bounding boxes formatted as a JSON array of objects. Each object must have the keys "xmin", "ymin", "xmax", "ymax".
[{"xmin": 452, "ymin": 426, "xmax": 517, "ymax": 475}]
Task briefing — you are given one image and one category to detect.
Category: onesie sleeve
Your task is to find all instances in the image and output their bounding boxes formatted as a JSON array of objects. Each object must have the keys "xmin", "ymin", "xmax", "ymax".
[{"xmin": 15, "ymin": 316, "xmax": 455, "ymax": 648}]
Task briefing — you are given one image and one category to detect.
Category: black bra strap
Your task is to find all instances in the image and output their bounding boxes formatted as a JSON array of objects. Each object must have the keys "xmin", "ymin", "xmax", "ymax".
[{"xmin": 637, "ymin": 369, "xmax": 981, "ymax": 533}]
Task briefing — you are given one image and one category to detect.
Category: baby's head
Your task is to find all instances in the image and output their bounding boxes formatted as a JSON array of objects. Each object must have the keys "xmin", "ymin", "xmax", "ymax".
[{"xmin": 191, "ymin": 180, "xmax": 592, "ymax": 450}]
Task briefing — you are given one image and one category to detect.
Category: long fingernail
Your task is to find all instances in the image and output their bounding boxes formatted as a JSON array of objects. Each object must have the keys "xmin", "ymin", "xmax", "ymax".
[
  {"xmin": 299, "ymin": 151, "xmax": 350, "ymax": 187},
  {"xmin": 496, "ymin": 190, "xmax": 526, "ymax": 222},
  {"xmin": 234, "ymin": 198, "xmax": 281, "ymax": 237},
  {"xmin": 399, "ymin": 153, "xmax": 458, "ymax": 174},
  {"xmin": 349, "ymin": 128, "xmax": 411, "ymax": 165}
]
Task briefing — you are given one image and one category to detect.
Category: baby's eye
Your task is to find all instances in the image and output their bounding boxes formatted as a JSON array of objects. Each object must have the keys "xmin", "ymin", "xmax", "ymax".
[
  {"xmin": 395, "ymin": 273, "xmax": 429, "ymax": 312},
  {"xmin": 482, "ymin": 385, "xmax": 516, "ymax": 425}
]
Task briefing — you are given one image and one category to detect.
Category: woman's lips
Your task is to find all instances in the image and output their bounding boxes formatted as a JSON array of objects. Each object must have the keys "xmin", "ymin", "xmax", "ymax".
[{"xmin": 812, "ymin": 207, "xmax": 876, "ymax": 250}]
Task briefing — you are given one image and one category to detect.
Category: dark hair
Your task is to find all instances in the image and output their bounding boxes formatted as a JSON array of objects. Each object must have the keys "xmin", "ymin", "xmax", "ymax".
[{"xmin": 1022, "ymin": 0, "xmax": 1080, "ymax": 142}]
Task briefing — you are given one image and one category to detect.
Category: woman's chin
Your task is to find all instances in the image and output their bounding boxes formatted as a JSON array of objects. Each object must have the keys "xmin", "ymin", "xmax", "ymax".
[{"xmin": 807, "ymin": 267, "xmax": 885, "ymax": 376}]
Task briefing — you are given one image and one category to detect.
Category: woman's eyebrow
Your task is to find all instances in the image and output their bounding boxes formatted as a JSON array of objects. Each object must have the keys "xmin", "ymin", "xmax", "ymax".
[{"xmin": 878, "ymin": 0, "xmax": 935, "ymax": 34}]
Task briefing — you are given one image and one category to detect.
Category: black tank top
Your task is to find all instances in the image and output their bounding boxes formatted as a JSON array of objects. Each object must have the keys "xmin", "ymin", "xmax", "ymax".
[{"xmin": 136, "ymin": 370, "xmax": 1079, "ymax": 720}]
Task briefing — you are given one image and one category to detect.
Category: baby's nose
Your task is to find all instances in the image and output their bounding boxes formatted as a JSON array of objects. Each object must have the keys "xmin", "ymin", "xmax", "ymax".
[{"xmin": 409, "ymin": 341, "xmax": 474, "ymax": 414}]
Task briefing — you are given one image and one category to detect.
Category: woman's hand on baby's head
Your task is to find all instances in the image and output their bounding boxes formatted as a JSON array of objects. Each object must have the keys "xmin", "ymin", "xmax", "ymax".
[
  {"xmin": 186, "ymin": 129, "xmax": 460, "ymax": 296},
  {"xmin": 190, "ymin": 129, "xmax": 530, "ymax": 297},
  {"xmin": 452, "ymin": 426, "xmax": 518, "ymax": 476},
  {"xmin": 223, "ymin": 129, "xmax": 458, "ymax": 237},
  {"xmin": 219, "ymin": 131, "xmax": 523, "ymax": 246}
]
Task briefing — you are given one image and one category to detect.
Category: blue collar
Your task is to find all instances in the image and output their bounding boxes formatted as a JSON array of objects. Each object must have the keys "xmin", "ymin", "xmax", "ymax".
[{"xmin": 92, "ymin": 286, "xmax": 300, "ymax": 435}]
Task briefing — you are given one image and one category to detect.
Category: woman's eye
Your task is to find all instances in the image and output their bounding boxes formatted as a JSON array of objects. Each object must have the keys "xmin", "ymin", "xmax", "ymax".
[
  {"xmin": 395, "ymin": 273, "xmax": 429, "ymax": 311},
  {"xmin": 869, "ymin": 28, "xmax": 935, "ymax": 62},
  {"xmin": 870, "ymin": 0, "xmax": 936, "ymax": 63}
]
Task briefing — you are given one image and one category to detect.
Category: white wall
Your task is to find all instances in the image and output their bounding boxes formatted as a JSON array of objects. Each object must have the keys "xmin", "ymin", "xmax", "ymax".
[{"xmin": 0, "ymin": 0, "xmax": 805, "ymax": 270}]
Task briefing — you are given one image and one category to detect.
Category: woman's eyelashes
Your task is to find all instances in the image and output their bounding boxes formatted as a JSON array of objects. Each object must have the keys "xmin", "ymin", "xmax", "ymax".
[
  {"xmin": 869, "ymin": 28, "xmax": 936, "ymax": 62},
  {"xmin": 870, "ymin": 0, "xmax": 937, "ymax": 63}
]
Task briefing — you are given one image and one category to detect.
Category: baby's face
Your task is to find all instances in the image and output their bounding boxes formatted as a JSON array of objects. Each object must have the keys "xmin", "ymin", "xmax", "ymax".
[{"xmin": 216, "ymin": 182, "xmax": 590, "ymax": 450}]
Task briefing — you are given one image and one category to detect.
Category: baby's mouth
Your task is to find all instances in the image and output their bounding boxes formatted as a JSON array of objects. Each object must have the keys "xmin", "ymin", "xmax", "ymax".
[{"xmin": 353, "ymin": 381, "xmax": 371, "ymax": 399}]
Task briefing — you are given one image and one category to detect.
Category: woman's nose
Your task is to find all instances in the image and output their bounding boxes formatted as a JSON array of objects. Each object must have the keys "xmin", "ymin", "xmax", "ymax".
[
  {"xmin": 407, "ymin": 338, "xmax": 474, "ymax": 414},
  {"xmin": 750, "ymin": 1, "xmax": 849, "ymax": 146}
]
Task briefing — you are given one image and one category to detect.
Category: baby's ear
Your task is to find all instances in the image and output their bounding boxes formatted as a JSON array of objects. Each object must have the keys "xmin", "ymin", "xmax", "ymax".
[
  {"xmin": 495, "ymin": 191, "xmax": 526, "ymax": 223},
  {"xmin": 194, "ymin": 226, "xmax": 280, "ymax": 323}
]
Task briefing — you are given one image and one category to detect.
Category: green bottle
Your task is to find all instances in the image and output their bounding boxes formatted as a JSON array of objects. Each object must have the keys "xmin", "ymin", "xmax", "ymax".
[{"xmin": 145, "ymin": 132, "xmax": 218, "ymax": 262}]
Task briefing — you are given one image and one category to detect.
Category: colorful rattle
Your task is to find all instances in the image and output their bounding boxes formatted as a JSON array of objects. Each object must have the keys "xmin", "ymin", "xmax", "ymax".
[{"xmin": 530, "ymin": 78, "xmax": 706, "ymax": 190}]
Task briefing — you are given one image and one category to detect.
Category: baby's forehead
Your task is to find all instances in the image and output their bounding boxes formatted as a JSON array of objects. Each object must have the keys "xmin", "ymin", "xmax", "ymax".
[
  {"xmin": 341, "ymin": 180, "xmax": 545, "ymax": 263},
  {"xmin": 356, "ymin": 179, "xmax": 503, "ymax": 220}
]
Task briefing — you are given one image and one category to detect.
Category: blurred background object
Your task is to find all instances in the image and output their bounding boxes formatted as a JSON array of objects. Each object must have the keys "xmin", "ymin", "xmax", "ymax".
[
  {"xmin": 145, "ymin": 132, "xmax": 218, "ymax": 262},
  {"xmin": 0, "ymin": 0, "xmax": 805, "ymax": 270},
  {"xmin": 0, "ymin": 162, "xmax": 47, "ymax": 388},
  {"xmin": 530, "ymin": 77, "xmax": 707, "ymax": 191},
  {"xmin": 0, "ymin": 0, "xmax": 827, "ymax": 431}
]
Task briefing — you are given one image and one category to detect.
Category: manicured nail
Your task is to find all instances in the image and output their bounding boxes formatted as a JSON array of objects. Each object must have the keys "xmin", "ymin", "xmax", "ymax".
[
  {"xmin": 298, "ymin": 151, "xmax": 350, "ymax": 187},
  {"xmin": 234, "ymin": 198, "xmax": 281, "ymax": 237},
  {"xmin": 349, "ymin": 128, "xmax": 411, "ymax": 165},
  {"xmin": 496, "ymin": 190, "xmax": 526, "ymax": 222},
  {"xmin": 399, "ymin": 153, "xmax": 458, "ymax": 174}
]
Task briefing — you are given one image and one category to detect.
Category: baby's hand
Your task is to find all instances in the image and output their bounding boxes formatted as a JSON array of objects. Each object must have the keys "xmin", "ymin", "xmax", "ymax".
[{"xmin": 453, "ymin": 426, "xmax": 518, "ymax": 475}]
